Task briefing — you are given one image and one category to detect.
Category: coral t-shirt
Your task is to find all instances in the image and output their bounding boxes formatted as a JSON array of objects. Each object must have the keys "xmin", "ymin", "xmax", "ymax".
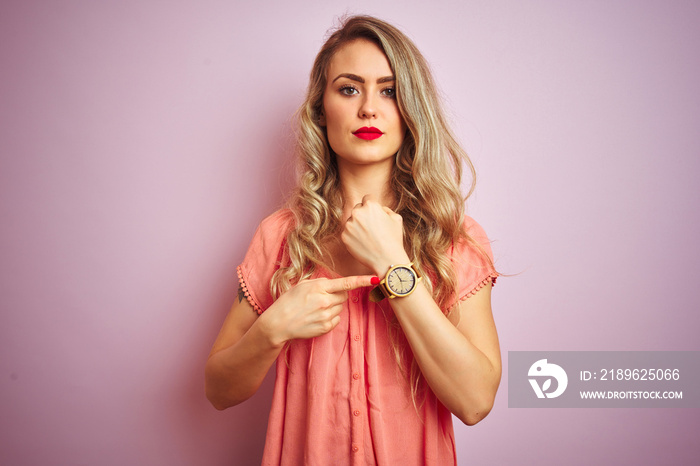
[{"xmin": 237, "ymin": 209, "xmax": 497, "ymax": 466}]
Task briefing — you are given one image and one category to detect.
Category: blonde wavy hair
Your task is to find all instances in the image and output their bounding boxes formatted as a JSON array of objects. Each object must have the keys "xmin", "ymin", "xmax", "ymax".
[{"xmin": 271, "ymin": 15, "xmax": 486, "ymax": 401}]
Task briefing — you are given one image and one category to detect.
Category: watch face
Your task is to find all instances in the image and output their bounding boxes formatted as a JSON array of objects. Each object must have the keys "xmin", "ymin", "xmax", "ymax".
[{"xmin": 387, "ymin": 266, "xmax": 416, "ymax": 296}]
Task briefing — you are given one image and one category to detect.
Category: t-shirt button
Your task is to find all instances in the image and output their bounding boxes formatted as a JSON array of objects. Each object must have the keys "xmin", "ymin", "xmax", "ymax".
[
  {"xmin": 354, "ymin": 334, "xmax": 360, "ymax": 341},
  {"xmin": 353, "ymin": 409, "xmax": 360, "ymax": 416},
  {"xmin": 352, "ymin": 373, "xmax": 360, "ymax": 380},
  {"xmin": 351, "ymin": 296, "xmax": 359, "ymax": 303},
  {"xmin": 352, "ymin": 444, "xmax": 359, "ymax": 452}
]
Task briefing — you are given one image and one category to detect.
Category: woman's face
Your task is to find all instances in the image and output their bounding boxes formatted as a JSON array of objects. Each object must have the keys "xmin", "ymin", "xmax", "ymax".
[{"xmin": 321, "ymin": 39, "xmax": 406, "ymax": 168}]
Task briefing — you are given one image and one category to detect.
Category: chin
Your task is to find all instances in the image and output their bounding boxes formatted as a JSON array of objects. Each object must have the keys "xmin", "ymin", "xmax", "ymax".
[{"xmin": 336, "ymin": 154, "xmax": 395, "ymax": 167}]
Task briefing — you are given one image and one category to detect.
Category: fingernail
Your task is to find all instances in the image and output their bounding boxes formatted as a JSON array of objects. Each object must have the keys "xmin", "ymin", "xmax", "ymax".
[{"xmin": 371, "ymin": 276, "xmax": 380, "ymax": 285}]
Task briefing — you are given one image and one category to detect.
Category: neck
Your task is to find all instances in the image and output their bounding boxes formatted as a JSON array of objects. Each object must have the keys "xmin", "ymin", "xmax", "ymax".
[{"xmin": 337, "ymin": 158, "xmax": 395, "ymax": 214}]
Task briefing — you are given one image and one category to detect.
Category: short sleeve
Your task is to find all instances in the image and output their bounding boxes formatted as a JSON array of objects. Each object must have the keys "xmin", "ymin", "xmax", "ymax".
[
  {"xmin": 236, "ymin": 209, "xmax": 294, "ymax": 315},
  {"xmin": 444, "ymin": 215, "xmax": 498, "ymax": 311}
]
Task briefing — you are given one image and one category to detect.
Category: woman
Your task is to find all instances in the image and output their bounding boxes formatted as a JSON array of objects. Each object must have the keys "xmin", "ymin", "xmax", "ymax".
[{"xmin": 205, "ymin": 15, "xmax": 500, "ymax": 465}]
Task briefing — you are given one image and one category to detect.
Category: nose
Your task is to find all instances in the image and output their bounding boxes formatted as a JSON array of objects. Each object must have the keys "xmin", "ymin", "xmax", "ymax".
[{"xmin": 358, "ymin": 94, "xmax": 376, "ymax": 119}]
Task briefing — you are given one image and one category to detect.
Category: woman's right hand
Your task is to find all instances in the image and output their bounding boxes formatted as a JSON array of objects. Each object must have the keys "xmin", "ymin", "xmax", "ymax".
[{"xmin": 260, "ymin": 275, "xmax": 375, "ymax": 345}]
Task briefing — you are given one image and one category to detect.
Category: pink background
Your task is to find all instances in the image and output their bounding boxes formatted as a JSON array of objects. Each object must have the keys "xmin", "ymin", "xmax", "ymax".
[{"xmin": 1, "ymin": 1, "xmax": 699, "ymax": 465}]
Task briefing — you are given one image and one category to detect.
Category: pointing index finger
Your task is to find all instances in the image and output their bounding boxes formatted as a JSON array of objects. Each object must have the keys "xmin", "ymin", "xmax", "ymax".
[{"xmin": 324, "ymin": 275, "xmax": 376, "ymax": 293}]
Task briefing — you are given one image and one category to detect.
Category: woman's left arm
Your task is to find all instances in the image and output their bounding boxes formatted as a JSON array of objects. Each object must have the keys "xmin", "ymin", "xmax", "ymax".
[
  {"xmin": 341, "ymin": 196, "xmax": 501, "ymax": 425},
  {"xmin": 387, "ymin": 281, "xmax": 500, "ymax": 426}
]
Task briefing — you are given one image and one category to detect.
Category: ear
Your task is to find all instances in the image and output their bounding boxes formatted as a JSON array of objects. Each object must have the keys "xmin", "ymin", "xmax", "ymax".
[{"xmin": 318, "ymin": 110, "xmax": 326, "ymax": 127}]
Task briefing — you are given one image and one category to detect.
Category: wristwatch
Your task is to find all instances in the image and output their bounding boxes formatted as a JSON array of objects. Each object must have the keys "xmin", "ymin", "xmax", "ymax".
[{"xmin": 369, "ymin": 263, "xmax": 423, "ymax": 302}]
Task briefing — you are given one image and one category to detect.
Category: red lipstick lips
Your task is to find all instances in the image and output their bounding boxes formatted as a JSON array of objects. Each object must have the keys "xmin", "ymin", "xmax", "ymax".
[{"xmin": 353, "ymin": 126, "xmax": 383, "ymax": 140}]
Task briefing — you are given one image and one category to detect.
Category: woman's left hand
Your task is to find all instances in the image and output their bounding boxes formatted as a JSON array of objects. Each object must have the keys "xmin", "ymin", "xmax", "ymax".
[{"xmin": 340, "ymin": 195, "xmax": 410, "ymax": 275}]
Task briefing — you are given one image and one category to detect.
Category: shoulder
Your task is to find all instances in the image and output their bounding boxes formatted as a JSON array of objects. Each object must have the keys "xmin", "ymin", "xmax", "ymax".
[
  {"xmin": 249, "ymin": 208, "xmax": 295, "ymax": 252},
  {"xmin": 260, "ymin": 208, "xmax": 294, "ymax": 228},
  {"xmin": 240, "ymin": 207, "xmax": 295, "ymax": 274},
  {"xmin": 259, "ymin": 208, "xmax": 295, "ymax": 234},
  {"xmin": 238, "ymin": 208, "xmax": 294, "ymax": 314},
  {"xmin": 462, "ymin": 215, "xmax": 489, "ymax": 241},
  {"xmin": 460, "ymin": 215, "xmax": 494, "ymax": 259},
  {"xmin": 444, "ymin": 215, "xmax": 497, "ymax": 308},
  {"xmin": 456, "ymin": 215, "xmax": 494, "ymax": 260}
]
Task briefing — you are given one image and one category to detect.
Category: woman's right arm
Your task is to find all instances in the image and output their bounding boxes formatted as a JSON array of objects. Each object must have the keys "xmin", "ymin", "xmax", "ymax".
[
  {"xmin": 205, "ymin": 276, "xmax": 375, "ymax": 410},
  {"xmin": 205, "ymin": 286, "xmax": 285, "ymax": 410}
]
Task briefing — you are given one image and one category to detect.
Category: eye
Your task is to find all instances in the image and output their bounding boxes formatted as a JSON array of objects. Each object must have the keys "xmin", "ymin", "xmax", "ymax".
[
  {"xmin": 339, "ymin": 85, "xmax": 359, "ymax": 96},
  {"xmin": 381, "ymin": 87, "xmax": 396, "ymax": 98}
]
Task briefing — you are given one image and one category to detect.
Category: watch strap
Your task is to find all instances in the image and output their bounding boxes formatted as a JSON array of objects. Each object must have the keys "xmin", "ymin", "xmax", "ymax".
[{"xmin": 369, "ymin": 285, "xmax": 387, "ymax": 302}]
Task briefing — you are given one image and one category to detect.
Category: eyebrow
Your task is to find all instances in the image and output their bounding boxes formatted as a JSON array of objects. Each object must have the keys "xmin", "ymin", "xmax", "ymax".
[{"xmin": 331, "ymin": 73, "xmax": 395, "ymax": 84}]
